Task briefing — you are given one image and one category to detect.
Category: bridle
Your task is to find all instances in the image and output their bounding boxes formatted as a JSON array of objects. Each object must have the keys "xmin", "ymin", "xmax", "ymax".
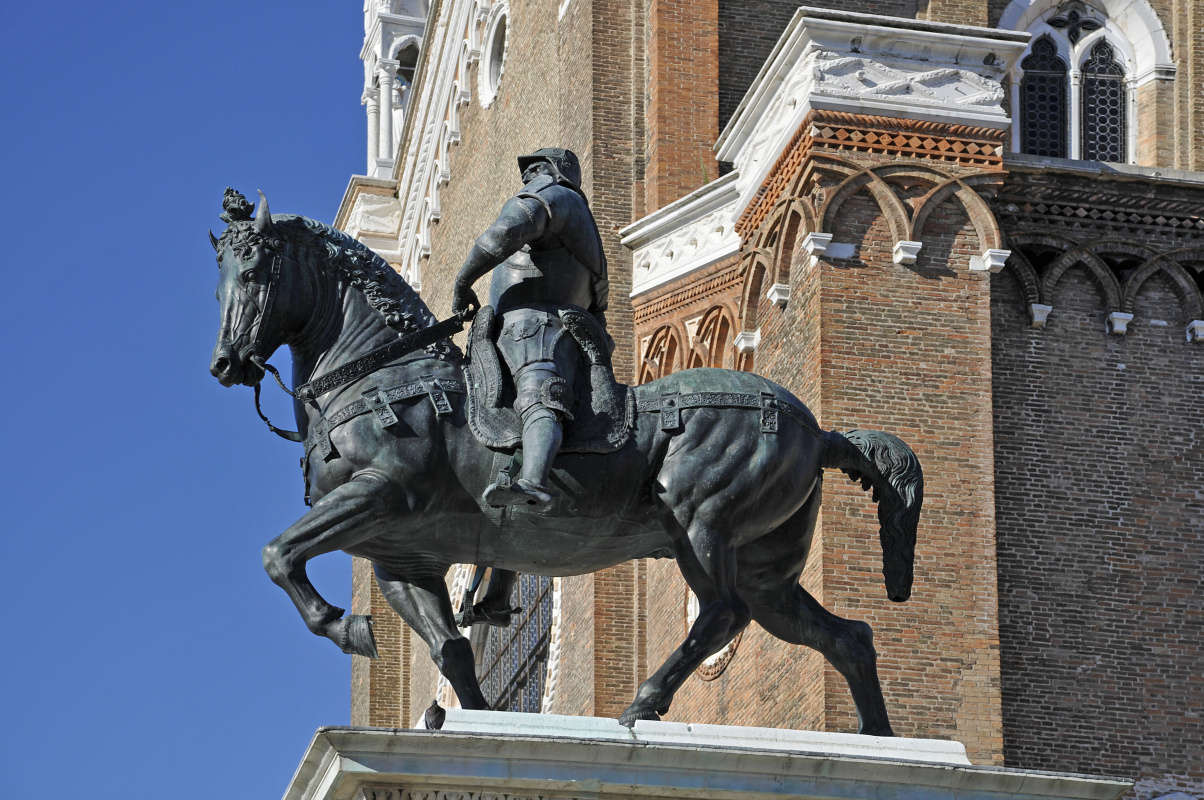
[
  {"xmin": 236, "ymin": 241, "xmax": 472, "ymax": 443},
  {"xmin": 236, "ymin": 245, "xmax": 305, "ymax": 442}
]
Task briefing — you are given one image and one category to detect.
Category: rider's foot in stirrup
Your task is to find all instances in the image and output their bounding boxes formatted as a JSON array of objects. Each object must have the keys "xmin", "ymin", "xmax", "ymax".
[{"xmin": 483, "ymin": 478, "xmax": 558, "ymax": 512}]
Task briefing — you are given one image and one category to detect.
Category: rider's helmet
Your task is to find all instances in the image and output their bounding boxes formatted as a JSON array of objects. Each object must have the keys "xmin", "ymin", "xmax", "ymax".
[{"xmin": 517, "ymin": 148, "xmax": 583, "ymax": 192}]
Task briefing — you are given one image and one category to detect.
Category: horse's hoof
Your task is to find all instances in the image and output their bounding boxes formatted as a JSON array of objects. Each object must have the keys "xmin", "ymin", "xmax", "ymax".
[
  {"xmin": 456, "ymin": 603, "xmax": 522, "ymax": 628},
  {"xmin": 618, "ymin": 705, "xmax": 661, "ymax": 728},
  {"xmin": 342, "ymin": 614, "xmax": 378, "ymax": 658},
  {"xmin": 858, "ymin": 724, "xmax": 894, "ymax": 737}
]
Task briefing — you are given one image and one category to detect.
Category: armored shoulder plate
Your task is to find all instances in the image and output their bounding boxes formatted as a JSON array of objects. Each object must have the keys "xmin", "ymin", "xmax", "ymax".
[{"xmin": 519, "ymin": 180, "xmax": 607, "ymax": 280}]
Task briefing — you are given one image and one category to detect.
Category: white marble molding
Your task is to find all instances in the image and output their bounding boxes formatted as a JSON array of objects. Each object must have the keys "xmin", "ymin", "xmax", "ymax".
[
  {"xmin": 621, "ymin": 9, "xmax": 1030, "ymax": 298},
  {"xmin": 283, "ymin": 715, "xmax": 1133, "ymax": 800}
]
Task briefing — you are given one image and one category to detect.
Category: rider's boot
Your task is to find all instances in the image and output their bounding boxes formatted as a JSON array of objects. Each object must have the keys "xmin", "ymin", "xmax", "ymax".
[{"xmin": 484, "ymin": 408, "xmax": 562, "ymax": 512}]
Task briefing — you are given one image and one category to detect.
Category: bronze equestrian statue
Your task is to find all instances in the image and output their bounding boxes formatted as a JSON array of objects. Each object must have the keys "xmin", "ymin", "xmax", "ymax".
[{"xmin": 207, "ymin": 176, "xmax": 923, "ymax": 734}]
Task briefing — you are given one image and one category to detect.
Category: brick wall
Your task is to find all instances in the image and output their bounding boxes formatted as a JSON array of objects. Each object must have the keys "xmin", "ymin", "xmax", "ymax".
[
  {"xmin": 992, "ymin": 267, "xmax": 1204, "ymax": 796},
  {"xmin": 990, "ymin": 167, "xmax": 1204, "ymax": 794},
  {"xmin": 646, "ymin": 0, "xmax": 719, "ymax": 211},
  {"xmin": 351, "ymin": 556, "xmax": 410, "ymax": 727}
]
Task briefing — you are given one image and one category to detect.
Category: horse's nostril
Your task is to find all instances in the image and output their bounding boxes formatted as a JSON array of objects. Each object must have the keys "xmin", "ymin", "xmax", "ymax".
[{"xmin": 213, "ymin": 356, "xmax": 230, "ymax": 375}]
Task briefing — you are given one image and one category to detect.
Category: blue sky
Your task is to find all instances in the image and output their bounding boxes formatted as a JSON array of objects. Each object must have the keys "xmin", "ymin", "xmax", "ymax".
[{"xmin": 0, "ymin": 3, "xmax": 375, "ymax": 797}]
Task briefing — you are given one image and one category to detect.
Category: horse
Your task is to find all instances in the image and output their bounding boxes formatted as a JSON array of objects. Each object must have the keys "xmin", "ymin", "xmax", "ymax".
[{"xmin": 207, "ymin": 192, "xmax": 923, "ymax": 734}]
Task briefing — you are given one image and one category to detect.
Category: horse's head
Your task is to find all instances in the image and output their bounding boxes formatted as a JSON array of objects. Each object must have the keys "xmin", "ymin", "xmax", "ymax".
[{"xmin": 209, "ymin": 190, "xmax": 289, "ymax": 387}]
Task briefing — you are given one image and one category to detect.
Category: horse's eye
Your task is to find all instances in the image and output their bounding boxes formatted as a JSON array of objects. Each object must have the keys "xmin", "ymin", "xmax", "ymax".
[{"xmin": 241, "ymin": 270, "xmax": 258, "ymax": 284}]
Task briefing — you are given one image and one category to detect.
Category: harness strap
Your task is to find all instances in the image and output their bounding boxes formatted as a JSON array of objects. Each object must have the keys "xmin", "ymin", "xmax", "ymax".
[
  {"xmin": 254, "ymin": 383, "xmax": 303, "ymax": 442},
  {"xmin": 305, "ymin": 377, "xmax": 466, "ymax": 457},
  {"xmin": 294, "ymin": 314, "xmax": 469, "ymax": 402},
  {"xmin": 636, "ymin": 391, "xmax": 821, "ymax": 436}
]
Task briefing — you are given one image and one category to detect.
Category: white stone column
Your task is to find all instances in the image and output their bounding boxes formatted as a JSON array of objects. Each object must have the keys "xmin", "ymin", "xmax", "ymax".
[
  {"xmin": 363, "ymin": 86, "xmax": 380, "ymax": 174},
  {"xmin": 1010, "ymin": 72, "xmax": 1022, "ymax": 153},
  {"xmin": 1069, "ymin": 69, "xmax": 1082, "ymax": 159},
  {"xmin": 378, "ymin": 64, "xmax": 398, "ymax": 162},
  {"xmin": 1125, "ymin": 76, "xmax": 1138, "ymax": 164}
]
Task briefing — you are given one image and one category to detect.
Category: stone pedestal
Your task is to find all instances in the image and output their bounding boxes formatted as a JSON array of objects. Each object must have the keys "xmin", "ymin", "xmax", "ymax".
[{"xmin": 283, "ymin": 711, "xmax": 1131, "ymax": 800}]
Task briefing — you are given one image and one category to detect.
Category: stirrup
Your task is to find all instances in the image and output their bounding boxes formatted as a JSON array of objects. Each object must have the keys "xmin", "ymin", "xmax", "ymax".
[{"xmin": 483, "ymin": 478, "xmax": 557, "ymax": 512}]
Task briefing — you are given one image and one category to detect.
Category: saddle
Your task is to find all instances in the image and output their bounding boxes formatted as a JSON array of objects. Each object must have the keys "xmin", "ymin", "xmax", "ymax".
[{"xmin": 463, "ymin": 304, "xmax": 635, "ymax": 453}]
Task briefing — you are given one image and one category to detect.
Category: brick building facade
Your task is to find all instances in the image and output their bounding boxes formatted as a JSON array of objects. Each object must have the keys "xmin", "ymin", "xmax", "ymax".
[{"xmin": 336, "ymin": 0, "xmax": 1202, "ymax": 797}]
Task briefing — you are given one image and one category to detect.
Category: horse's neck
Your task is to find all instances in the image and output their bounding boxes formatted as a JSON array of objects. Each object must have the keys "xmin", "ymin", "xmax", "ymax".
[{"xmin": 290, "ymin": 276, "xmax": 397, "ymax": 387}]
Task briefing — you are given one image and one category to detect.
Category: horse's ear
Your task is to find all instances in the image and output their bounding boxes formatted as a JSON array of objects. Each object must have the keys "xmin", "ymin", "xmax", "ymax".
[
  {"xmin": 209, "ymin": 230, "xmax": 220, "ymax": 252},
  {"xmin": 254, "ymin": 190, "xmax": 271, "ymax": 234}
]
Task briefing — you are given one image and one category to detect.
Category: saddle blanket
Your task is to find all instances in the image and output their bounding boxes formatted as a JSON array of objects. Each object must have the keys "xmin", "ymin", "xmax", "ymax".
[{"xmin": 463, "ymin": 304, "xmax": 635, "ymax": 454}]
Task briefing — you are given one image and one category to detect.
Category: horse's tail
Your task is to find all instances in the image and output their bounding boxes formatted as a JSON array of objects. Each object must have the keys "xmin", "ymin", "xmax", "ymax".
[{"xmin": 821, "ymin": 429, "xmax": 923, "ymax": 602}]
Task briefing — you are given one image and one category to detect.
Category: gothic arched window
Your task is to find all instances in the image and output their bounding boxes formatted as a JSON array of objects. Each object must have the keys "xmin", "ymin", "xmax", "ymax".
[
  {"xmin": 478, "ymin": 573, "xmax": 554, "ymax": 712},
  {"xmin": 1080, "ymin": 40, "xmax": 1128, "ymax": 163},
  {"xmin": 1020, "ymin": 36, "xmax": 1069, "ymax": 158}
]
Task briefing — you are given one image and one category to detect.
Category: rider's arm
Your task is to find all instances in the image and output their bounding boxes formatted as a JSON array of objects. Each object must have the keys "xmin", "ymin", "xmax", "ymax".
[
  {"xmin": 454, "ymin": 196, "xmax": 549, "ymax": 290},
  {"xmin": 589, "ymin": 276, "xmax": 615, "ymax": 356}
]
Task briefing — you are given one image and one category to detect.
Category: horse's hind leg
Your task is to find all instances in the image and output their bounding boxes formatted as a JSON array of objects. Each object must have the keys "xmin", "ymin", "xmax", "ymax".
[
  {"xmin": 741, "ymin": 484, "xmax": 893, "ymax": 735},
  {"xmin": 749, "ymin": 583, "xmax": 892, "ymax": 735},
  {"xmin": 374, "ymin": 566, "xmax": 489, "ymax": 712},
  {"xmin": 620, "ymin": 526, "xmax": 751, "ymax": 727},
  {"xmin": 261, "ymin": 469, "xmax": 399, "ymax": 657}
]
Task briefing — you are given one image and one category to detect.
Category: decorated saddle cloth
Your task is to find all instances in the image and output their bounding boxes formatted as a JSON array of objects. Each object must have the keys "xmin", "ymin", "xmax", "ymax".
[{"xmin": 463, "ymin": 304, "xmax": 635, "ymax": 454}]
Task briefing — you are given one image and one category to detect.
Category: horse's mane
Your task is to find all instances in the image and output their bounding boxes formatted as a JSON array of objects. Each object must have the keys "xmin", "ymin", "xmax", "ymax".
[
  {"xmin": 283, "ymin": 215, "xmax": 437, "ymax": 335},
  {"xmin": 218, "ymin": 211, "xmax": 457, "ymax": 356}
]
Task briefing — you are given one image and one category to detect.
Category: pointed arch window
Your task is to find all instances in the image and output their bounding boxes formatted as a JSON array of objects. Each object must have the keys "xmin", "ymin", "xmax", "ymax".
[
  {"xmin": 1020, "ymin": 36, "xmax": 1069, "ymax": 158},
  {"xmin": 1080, "ymin": 40, "xmax": 1127, "ymax": 163}
]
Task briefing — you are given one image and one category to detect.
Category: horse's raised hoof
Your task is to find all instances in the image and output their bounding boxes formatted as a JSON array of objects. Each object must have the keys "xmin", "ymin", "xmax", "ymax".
[
  {"xmin": 618, "ymin": 704, "xmax": 661, "ymax": 728},
  {"xmin": 455, "ymin": 602, "xmax": 523, "ymax": 628},
  {"xmin": 339, "ymin": 614, "xmax": 379, "ymax": 658}
]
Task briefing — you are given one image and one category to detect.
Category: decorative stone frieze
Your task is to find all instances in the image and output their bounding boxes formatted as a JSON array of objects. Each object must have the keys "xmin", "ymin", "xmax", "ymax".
[
  {"xmin": 623, "ymin": 172, "xmax": 742, "ymax": 296},
  {"xmin": 713, "ymin": 8, "xmax": 1027, "ymax": 217},
  {"xmin": 347, "ymin": 192, "xmax": 404, "ymax": 238}
]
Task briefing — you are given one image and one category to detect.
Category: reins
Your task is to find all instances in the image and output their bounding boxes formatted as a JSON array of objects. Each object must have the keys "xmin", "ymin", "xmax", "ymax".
[{"xmin": 243, "ymin": 244, "xmax": 474, "ymax": 442}]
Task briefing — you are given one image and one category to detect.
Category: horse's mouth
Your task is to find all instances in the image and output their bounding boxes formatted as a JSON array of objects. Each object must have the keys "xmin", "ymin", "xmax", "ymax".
[
  {"xmin": 212, "ymin": 346, "xmax": 266, "ymax": 388},
  {"xmin": 240, "ymin": 352, "xmax": 266, "ymax": 387}
]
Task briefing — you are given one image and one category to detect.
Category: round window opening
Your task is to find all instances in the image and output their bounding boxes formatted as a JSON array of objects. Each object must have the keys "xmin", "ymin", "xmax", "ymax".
[
  {"xmin": 488, "ymin": 15, "xmax": 508, "ymax": 93},
  {"xmin": 686, "ymin": 590, "xmax": 742, "ymax": 681}
]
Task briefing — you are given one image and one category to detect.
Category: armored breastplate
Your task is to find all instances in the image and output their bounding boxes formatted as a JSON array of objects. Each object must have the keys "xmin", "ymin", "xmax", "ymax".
[{"xmin": 489, "ymin": 245, "xmax": 597, "ymax": 311}]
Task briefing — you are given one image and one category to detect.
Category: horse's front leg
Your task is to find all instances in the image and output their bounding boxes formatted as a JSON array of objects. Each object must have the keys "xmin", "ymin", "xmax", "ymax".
[
  {"xmin": 261, "ymin": 468, "xmax": 399, "ymax": 657},
  {"xmin": 375, "ymin": 565, "xmax": 490, "ymax": 712}
]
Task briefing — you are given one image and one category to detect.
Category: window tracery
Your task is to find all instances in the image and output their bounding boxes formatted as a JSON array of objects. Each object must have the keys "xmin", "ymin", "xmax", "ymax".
[
  {"xmin": 1020, "ymin": 37, "xmax": 1069, "ymax": 158},
  {"xmin": 1012, "ymin": 2, "xmax": 1139, "ymax": 164},
  {"xmin": 478, "ymin": 574, "xmax": 554, "ymax": 713},
  {"xmin": 1080, "ymin": 40, "xmax": 1127, "ymax": 162}
]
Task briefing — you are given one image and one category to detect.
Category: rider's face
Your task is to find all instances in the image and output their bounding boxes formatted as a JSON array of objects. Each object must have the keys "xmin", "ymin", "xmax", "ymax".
[{"xmin": 522, "ymin": 161, "xmax": 552, "ymax": 184}]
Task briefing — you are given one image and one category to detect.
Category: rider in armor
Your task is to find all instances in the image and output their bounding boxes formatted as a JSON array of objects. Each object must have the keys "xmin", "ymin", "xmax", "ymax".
[{"xmin": 452, "ymin": 148, "xmax": 610, "ymax": 512}]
